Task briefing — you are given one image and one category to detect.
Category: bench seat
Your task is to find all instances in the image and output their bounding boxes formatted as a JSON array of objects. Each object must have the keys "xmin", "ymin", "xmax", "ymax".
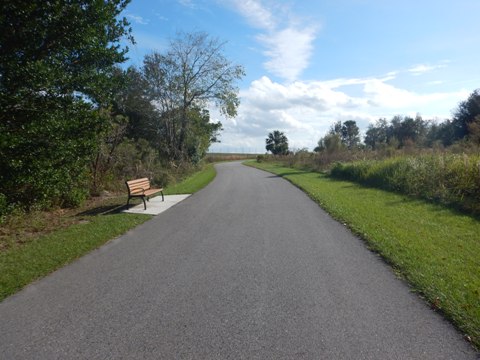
[{"xmin": 126, "ymin": 178, "xmax": 164, "ymax": 210}]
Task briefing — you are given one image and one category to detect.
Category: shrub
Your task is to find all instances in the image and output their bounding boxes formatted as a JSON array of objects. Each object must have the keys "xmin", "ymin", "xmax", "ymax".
[
  {"xmin": 331, "ymin": 154, "xmax": 480, "ymax": 213},
  {"xmin": 0, "ymin": 193, "xmax": 8, "ymax": 219},
  {"xmin": 256, "ymin": 154, "xmax": 266, "ymax": 163}
]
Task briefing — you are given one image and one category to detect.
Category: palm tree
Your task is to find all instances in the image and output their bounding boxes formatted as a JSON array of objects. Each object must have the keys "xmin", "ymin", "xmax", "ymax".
[{"xmin": 266, "ymin": 130, "xmax": 289, "ymax": 155}]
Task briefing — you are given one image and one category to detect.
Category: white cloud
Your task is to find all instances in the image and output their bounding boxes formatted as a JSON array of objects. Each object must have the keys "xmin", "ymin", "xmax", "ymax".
[
  {"xmin": 210, "ymin": 74, "xmax": 469, "ymax": 153},
  {"xmin": 126, "ymin": 14, "xmax": 149, "ymax": 25},
  {"xmin": 229, "ymin": 0, "xmax": 276, "ymax": 30},
  {"xmin": 407, "ymin": 63, "xmax": 447, "ymax": 76},
  {"xmin": 226, "ymin": 0, "xmax": 319, "ymax": 82},
  {"xmin": 258, "ymin": 26, "xmax": 317, "ymax": 82}
]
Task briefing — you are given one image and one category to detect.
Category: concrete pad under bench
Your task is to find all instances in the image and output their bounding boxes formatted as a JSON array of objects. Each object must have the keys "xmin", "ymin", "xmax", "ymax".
[{"xmin": 122, "ymin": 194, "xmax": 191, "ymax": 215}]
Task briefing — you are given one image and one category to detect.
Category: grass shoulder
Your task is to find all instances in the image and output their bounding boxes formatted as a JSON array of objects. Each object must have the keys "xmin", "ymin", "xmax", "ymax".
[
  {"xmin": 245, "ymin": 160, "xmax": 480, "ymax": 349},
  {"xmin": 164, "ymin": 163, "xmax": 216, "ymax": 195},
  {"xmin": 0, "ymin": 164, "xmax": 216, "ymax": 302}
]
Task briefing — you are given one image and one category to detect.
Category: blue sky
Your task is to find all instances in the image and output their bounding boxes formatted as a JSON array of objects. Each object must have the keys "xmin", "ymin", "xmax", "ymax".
[{"xmin": 122, "ymin": 0, "xmax": 480, "ymax": 152}]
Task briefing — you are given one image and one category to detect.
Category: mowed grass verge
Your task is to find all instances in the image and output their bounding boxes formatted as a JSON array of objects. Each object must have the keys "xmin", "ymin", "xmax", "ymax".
[
  {"xmin": 164, "ymin": 163, "xmax": 216, "ymax": 195},
  {"xmin": 247, "ymin": 161, "xmax": 480, "ymax": 348},
  {"xmin": 0, "ymin": 164, "xmax": 216, "ymax": 302}
]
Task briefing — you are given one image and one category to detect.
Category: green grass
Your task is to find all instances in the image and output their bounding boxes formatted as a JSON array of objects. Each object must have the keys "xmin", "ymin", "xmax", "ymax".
[
  {"xmin": 164, "ymin": 163, "xmax": 216, "ymax": 195},
  {"xmin": 247, "ymin": 160, "xmax": 480, "ymax": 348},
  {"xmin": 0, "ymin": 214, "xmax": 150, "ymax": 300},
  {"xmin": 330, "ymin": 154, "xmax": 480, "ymax": 214},
  {"xmin": 0, "ymin": 164, "xmax": 217, "ymax": 302}
]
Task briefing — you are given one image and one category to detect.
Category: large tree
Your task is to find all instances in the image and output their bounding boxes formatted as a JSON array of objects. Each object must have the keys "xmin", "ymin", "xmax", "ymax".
[
  {"xmin": 142, "ymin": 32, "xmax": 245, "ymax": 161},
  {"xmin": 341, "ymin": 120, "xmax": 360, "ymax": 149},
  {"xmin": 0, "ymin": 0, "xmax": 133, "ymax": 208},
  {"xmin": 452, "ymin": 89, "xmax": 480, "ymax": 141},
  {"xmin": 364, "ymin": 118, "xmax": 388, "ymax": 150},
  {"xmin": 266, "ymin": 130, "xmax": 289, "ymax": 155}
]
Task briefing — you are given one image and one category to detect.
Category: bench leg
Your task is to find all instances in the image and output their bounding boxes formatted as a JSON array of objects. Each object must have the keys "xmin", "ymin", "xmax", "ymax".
[
  {"xmin": 142, "ymin": 197, "xmax": 147, "ymax": 210},
  {"xmin": 127, "ymin": 196, "xmax": 131, "ymax": 209},
  {"xmin": 161, "ymin": 191, "xmax": 164, "ymax": 201}
]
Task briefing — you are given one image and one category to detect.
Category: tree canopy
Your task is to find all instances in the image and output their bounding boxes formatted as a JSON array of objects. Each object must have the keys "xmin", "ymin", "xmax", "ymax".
[
  {"xmin": 266, "ymin": 131, "xmax": 289, "ymax": 155},
  {"xmin": 0, "ymin": 0, "xmax": 133, "ymax": 208},
  {"xmin": 452, "ymin": 89, "xmax": 480, "ymax": 141},
  {"xmin": 142, "ymin": 32, "xmax": 244, "ymax": 161}
]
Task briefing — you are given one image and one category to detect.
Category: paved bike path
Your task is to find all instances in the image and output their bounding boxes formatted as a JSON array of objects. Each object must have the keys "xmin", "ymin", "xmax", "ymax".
[{"xmin": 0, "ymin": 162, "xmax": 477, "ymax": 359}]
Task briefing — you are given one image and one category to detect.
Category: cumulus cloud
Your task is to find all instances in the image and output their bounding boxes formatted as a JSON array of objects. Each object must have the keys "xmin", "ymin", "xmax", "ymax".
[
  {"xmin": 407, "ymin": 63, "xmax": 447, "ymax": 76},
  {"xmin": 210, "ymin": 74, "xmax": 469, "ymax": 153},
  {"xmin": 258, "ymin": 26, "xmax": 317, "ymax": 82},
  {"xmin": 229, "ymin": 0, "xmax": 276, "ymax": 30},
  {"xmin": 227, "ymin": 0, "xmax": 319, "ymax": 82}
]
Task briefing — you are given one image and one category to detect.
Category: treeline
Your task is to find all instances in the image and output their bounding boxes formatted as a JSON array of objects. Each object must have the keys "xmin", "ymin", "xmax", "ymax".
[
  {"xmin": 263, "ymin": 89, "xmax": 480, "ymax": 213},
  {"xmin": 0, "ymin": 2, "xmax": 243, "ymax": 215},
  {"xmin": 315, "ymin": 89, "xmax": 480, "ymax": 154}
]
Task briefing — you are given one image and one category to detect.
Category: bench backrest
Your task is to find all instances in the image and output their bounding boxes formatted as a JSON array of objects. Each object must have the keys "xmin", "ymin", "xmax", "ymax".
[{"xmin": 126, "ymin": 178, "xmax": 151, "ymax": 195}]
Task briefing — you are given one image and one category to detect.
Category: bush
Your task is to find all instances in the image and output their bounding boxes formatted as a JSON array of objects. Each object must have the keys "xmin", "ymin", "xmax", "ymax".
[
  {"xmin": 0, "ymin": 193, "xmax": 8, "ymax": 219},
  {"xmin": 331, "ymin": 154, "xmax": 480, "ymax": 213}
]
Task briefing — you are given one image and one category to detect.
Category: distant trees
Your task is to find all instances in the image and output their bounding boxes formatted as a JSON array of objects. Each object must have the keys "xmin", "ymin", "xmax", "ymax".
[
  {"xmin": 315, "ymin": 89, "xmax": 480, "ymax": 155},
  {"xmin": 341, "ymin": 120, "xmax": 360, "ymax": 149},
  {"xmin": 266, "ymin": 131, "xmax": 289, "ymax": 155},
  {"xmin": 314, "ymin": 133, "xmax": 343, "ymax": 154},
  {"xmin": 452, "ymin": 89, "xmax": 480, "ymax": 142},
  {"xmin": 315, "ymin": 120, "xmax": 360, "ymax": 152},
  {"xmin": 364, "ymin": 119, "xmax": 388, "ymax": 150}
]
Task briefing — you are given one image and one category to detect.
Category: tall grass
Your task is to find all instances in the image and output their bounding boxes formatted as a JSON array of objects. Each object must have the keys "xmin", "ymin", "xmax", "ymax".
[
  {"xmin": 331, "ymin": 154, "xmax": 480, "ymax": 213},
  {"xmin": 205, "ymin": 153, "xmax": 258, "ymax": 162}
]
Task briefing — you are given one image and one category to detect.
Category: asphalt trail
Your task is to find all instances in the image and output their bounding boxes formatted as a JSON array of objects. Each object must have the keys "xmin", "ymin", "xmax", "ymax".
[{"xmin": 0, "ymin": 162, "xmax": 477, "ymax": 359}]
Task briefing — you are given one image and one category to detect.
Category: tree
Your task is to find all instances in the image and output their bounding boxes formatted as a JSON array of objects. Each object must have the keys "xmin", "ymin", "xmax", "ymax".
[
  {"xmin": 113, "ymin": 67, "xmax": 158, "ymax": 142},
  {"xmin": 314, "ymin": 133, "xmax": 343, "ymax": 154},
  {"xmin": 467, "ymin": 115, "xmax": 480, "ymax": 145},
  {"xmin": 184, "ymin": 107, "xmax": 222, "ymax": 164},
  {"xmin": 396, "ymin": 115, "xmax": 427, "ymax": 146},
  {"xmin": 341, "ymin": 120, "xmax": 360, "ymax": 149},
  {"xmin": 452, "ymin": 89, "xmax": 480, "ymax": 141},
  {"xmin": 142, "ymin": 32, "xmax": 245, "ymax": 161},
  {"xmin": 365, "ymin": 118, "xmax": 388, "ymax": 149},
  {"xmin": 329, "ymin": 121, "xmax": 343, "ymax": 136},
  {"xmin": 266, "ymin": 131, "xmax": 289, "ymax": 155},
  {"xmin": 0, "ymin": 1, "xmax": 133, "ymax": 209}
]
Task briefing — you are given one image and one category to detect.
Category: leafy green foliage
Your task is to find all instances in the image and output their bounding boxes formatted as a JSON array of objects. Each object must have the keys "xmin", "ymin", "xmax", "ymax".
[
  {"xmin": 141, "ymin": 32, "xmax": 244, "ymax": 161},
  {"xmin": 452, "ymin": 89, "xmax": 480, "ymax": 141},
  {"xmin": 315, "ymin": 120, "xmax": 360, "ymax": 151},
  {"xmin": 185, "ymin": 108, "xmax": 222, "ymax": 164},
  {"xmin": 266, "ymin": 130, "xmax": 289, "ymax": 155},
  {"xmin": 341, "ymin": 120, "xmax": 360, "ymax": 149},
  {"xmin": 0, "ymin": 0, "xmax": 132, "ymax": 210},
  {"xmin": 113, "ymin": 67, "xmax": 158, "ymax": 142},
  {"xmin": 314, "ymin": 133, "xmax": 343, "ymax": 153},
  {"xmin": 90, "ymin": 109, "xmax": 129, "ymax": 195},
  {"xmin": 363, "ymin": 90, "xmax": 480, "ymax": 150}
]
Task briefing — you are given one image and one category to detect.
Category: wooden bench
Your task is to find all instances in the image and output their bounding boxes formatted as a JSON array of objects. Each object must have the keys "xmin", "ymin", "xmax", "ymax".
[{"xmin": 125, "ymin": 178, "xmax": 164, "ymax": 210}]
